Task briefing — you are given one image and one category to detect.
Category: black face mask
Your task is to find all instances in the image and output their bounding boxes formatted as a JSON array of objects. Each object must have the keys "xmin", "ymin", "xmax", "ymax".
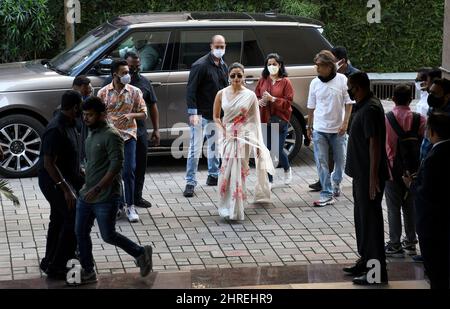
[
  {"xmin": 130, "ymin": 67, "xmax": 140, "ymax": 78},
  {"xmin": 347, "ymin": 88, "xmax": 355, "ymax": 101},
  {"xmin": 427, "ymin": 94, "xmax": 445, "ymax": 108},
  {"xmin": 318, "ymin": 71, "xmax": 337, "ymax": 83}
]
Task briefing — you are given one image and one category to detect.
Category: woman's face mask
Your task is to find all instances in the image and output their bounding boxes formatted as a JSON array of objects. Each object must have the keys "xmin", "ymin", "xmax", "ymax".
[{"xmin": 267, "ymin": 64, "xmax": 279, "ymax": 75}]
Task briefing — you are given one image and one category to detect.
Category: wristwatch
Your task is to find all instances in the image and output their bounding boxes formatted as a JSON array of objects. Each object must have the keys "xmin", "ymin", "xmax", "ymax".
[{"xmin": 94, "ymin": 186, "xmax": 102, "ymax": 194}]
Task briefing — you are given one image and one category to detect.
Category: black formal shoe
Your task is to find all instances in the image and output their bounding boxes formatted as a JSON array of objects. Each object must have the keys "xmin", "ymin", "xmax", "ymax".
[
  {"xmin": 343, "ymin": 259, "xmax": 366, "ymax": 276},
  {"xmin": 308, "ymin": 180, "xmax": 322, "ymax": 192},
  {"xmin": 352, "ymin": 273, "xmax": 388, "ymax": 286},
  {"xmin": 136, "ymin": 198, "xmax": 152, "ymax": 208},
  {"xmin": 183, "ymin": 184, "xmax": 195, "ymax": 197},
  {"xmin": 206, "ymin": 175, "xmax": 218, "ymax": 186},
  {"xmin": 343, "ymin": 265, "xmax": 367, "ymax": 277},
  {"xmin": 45, "ymin": 267, "xmax": 68, "ymax": 280}
]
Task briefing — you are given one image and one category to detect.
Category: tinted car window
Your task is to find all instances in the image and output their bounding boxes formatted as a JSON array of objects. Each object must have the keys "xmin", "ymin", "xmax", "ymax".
[
  {"xmin": 175, "ymin": 29, "xmax": 243, "ymax": 70},
  {"xmin": 107, "ymin": 31, "xmax": 171, "ymax": 72},
  {"xmin": 50, "ymin": 23, "xmax": 125, "ymax": 75},
  {"xmin": 242, "ymin": 29, "xmax": 264, "ymax": 67},
  {"xmin": 254, "ymin": 26, "xmax": 331, "ymax": 65}
]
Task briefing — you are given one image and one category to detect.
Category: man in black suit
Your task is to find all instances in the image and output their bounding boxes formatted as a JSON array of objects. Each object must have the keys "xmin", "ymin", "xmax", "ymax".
[{"xmin": 404, "ymin": 112, "xmax": 450, "ymax": 289}]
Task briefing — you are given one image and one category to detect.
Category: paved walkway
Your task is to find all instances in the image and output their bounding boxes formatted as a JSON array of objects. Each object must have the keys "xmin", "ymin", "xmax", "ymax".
[{"xmin": 0, "ymin": 100, "xmax": 416, "ymax": 282}]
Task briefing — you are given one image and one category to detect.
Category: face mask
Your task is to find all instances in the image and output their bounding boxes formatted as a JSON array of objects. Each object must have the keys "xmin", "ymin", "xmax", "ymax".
[
  {"xmin": 427, "ymin": 94, "xmax": 445, "ymax": 108},
  {"xmin": 130, "ymin": 67, "xmax": 140, "ymax": 75},
  {"xmin": 335, "ymin": 59, "xmax": 345, "ymax": 72},
  {"xmin": 415, "ymin": 82, "xmax": 422, "ymax": 92},
  {"xmin": 347, "ymin": 88, "xmax": 355, "ymax": 101},
  {"xmin": 212, "ymin": 48, "xmax": 225, "ymax": 59},
  {"xmin": 268, "ymin": 65, "xmax": 279, "ymax": 75},
  {"xmin": 119, "ymin": 73, "xmax": 131, "ymax": 85}
]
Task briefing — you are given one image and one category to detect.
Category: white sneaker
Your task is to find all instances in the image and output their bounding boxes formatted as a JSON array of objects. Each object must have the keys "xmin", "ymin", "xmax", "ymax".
[
  {"xmin": 313, "ymin": 197, "xmax": 335, "ymax": 207},
  {"xmin": 284, "ymin": 168, "xmax": 292, "ymax": 185},
  {"xmin": 126, "ymin": 205, "xmax": 139, "ymax": 223}
]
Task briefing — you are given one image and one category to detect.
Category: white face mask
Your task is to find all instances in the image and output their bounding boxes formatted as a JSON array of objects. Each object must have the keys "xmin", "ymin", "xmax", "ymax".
[
  {"xmin": 119, "ymin": 73, "xmax": 131, "ymax": 85},
  {"xmin": 268, "ymin": 65, "xmax": 279, "ymax": 75},
  {"xmin": 415, "ymin": 81, "xmax": 427, "ymax": 92},
  {"xmin": 212, "ymin": 48, "xmax": 225, "ymax": 59},
  {"xmin": 335, "ymin": 59, "xmax": 345, "ymax": 72}
]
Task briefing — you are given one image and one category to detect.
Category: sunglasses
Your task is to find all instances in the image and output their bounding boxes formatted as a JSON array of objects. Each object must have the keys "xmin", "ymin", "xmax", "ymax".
[{"xmin": 230, "ymin": 73, "xmax": 243, "ymax": 79}]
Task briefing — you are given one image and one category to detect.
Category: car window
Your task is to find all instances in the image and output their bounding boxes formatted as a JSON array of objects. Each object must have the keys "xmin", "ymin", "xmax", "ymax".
[
  {"xmin": 107, "ymin": 31, "xmax": 171, "ymax": 72},
  {"xmin": 254, "ymin": 26, "xmax": 332, "ymax": 65},
  {"xmin": 242, "ymin": 29, "xmax": 264, "ymax": 67},
  {"xmin": 50, "ymin": 23, "xmax": 125, "ymax": 75},
  {"xmin": 175, "ymin": 29, "xmax": 243, "ymax": 70}
]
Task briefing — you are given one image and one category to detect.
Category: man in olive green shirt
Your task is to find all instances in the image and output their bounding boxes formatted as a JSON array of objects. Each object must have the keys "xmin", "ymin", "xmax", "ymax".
[{"xmin": 69, "ymin": 97, "xmax": 152, "ymax": 286}]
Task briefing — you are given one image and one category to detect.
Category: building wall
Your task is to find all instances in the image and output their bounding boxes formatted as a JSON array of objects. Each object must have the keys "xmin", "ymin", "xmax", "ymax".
[{"xmin": 443, "ymin": 0, "xmax": 450, "ymax": 79}]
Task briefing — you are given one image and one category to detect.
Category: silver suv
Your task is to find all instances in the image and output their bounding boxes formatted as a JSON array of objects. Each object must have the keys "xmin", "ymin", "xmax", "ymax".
[{"xmin": 0, "ymin": 12, "xmax": 331, "ymax": 178}]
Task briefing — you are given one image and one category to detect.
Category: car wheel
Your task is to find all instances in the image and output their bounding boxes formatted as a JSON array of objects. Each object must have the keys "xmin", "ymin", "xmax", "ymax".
[
  {"xmin": 0, "ymin": 115, "xmax": 45, "ymax": 178},
  {"xmin": 286, "ymin": 115, "xmax": 303, "ymax": 161}
]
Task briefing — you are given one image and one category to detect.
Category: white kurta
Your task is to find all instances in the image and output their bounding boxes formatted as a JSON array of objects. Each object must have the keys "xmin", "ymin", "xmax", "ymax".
[{"xmin": 217, "ymin": 87, "xmax": 275, "ymax": 221}]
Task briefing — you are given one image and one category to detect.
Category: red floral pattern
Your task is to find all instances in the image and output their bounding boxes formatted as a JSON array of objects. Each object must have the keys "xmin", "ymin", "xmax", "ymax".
[
  {"xmin": 220, "ymin": 178, "xmax": 229, "ymax": 197},
  {"xmin": 232, "ymin": 183, "xmax": 247, "ymax": 201}
]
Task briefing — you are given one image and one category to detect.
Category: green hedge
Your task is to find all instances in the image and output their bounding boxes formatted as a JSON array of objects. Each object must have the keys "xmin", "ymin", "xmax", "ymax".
[
  {"xmin": 318, "ymin": 0, "xmax": 444, "ymax": 72},
  {"xmin": 2, "ymin": 0, "xmax": 445, "ymax": 72}
]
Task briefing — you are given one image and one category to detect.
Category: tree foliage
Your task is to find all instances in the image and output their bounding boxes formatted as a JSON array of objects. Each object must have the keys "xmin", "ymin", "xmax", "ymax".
[{"xmin": 1, "ymin": 0, "xmax": 445, "ymax": 72}]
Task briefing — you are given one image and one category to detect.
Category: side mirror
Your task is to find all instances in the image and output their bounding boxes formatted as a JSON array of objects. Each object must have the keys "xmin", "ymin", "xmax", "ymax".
[{"xmin": 92, "ymin": 58, "xmax": 113, "ymax": 75}]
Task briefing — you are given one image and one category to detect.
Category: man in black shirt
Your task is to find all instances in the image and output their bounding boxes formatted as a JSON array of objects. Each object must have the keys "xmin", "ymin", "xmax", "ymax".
[
  {"xmin": 102, "ymin": 51, "xmax": 159, "ymax": 209},
  {"xmin": 183, "ymin": 35, "xmax": 228, "ymax": 197},
  {"xmin": 38, "ymin": 90, "xmax": 84, "ymax": 279},
  {"xmin": 343, "ymin": 72, "xmax": 389, "ymax": 285}
]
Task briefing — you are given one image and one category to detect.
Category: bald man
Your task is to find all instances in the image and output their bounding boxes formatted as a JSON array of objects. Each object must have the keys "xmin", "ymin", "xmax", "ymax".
[{"xmin": 184, "ymin": 35, "xmax": 228, "ymax": 197}]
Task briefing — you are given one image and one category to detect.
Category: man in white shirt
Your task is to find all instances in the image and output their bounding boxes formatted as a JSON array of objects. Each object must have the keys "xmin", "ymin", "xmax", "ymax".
[
  {"xmin": 307, "ymin": 50, "xmax": 354, "ymax": 207},
  {"xmin": 415, "ymin": 67, "xmax": 431, "ymax": 117}
]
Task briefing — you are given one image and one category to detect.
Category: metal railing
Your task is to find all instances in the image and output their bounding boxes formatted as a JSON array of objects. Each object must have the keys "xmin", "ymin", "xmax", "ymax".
[{"xmin": 368, "ymin": 73, "xmax": 418, "ymax": 100}]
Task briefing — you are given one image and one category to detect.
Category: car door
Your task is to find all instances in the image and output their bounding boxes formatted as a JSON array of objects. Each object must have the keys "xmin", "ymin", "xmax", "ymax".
[
  {"xmin": 88, "ymin": 30, "xmax": 172, "ymax": 142},
  {"xmin": 166, "ymin": 28, "xmax": 243, "ymax": 156}
]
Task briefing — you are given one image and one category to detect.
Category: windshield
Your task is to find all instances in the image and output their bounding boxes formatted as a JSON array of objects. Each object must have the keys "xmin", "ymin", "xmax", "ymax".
[{"xmin": 49, "ymin": 22, "xmax": 125, "ymax": 75}]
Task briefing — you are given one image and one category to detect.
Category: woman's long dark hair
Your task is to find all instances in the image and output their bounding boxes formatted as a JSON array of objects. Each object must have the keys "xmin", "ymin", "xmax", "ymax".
[{"xmin": 261, "ymin": 53, "xmax": 288, "ymax": 79}]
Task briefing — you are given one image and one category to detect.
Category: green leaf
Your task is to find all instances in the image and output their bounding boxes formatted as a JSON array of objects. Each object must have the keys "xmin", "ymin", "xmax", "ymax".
[{"xmin": 0, "ymin": 179, "xmax": 20, "ymax": 207}]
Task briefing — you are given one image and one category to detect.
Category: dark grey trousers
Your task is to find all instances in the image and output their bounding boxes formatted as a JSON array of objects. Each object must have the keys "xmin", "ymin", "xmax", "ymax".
[{"xmin": 385, "ymin": 180, "xmax": 417, "ymax": 245}]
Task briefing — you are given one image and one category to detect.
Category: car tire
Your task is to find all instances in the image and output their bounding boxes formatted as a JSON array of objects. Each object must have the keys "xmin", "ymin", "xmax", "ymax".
[
  {"xmin": 286, "ymin": 115, "xmax": 303, "ymax": 161},
  {"xmin": 0, "ymin": 115, "xmax": 45, "ymax": 178}
]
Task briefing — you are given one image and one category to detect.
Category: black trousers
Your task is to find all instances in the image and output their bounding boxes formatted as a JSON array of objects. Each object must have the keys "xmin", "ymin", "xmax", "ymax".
[
  {"xmin": 419, "ymin": 235, "xmax": 450, "ymax": 289},
  {"xmin": 38, "ymin": 173, "xmax": 77, "ymax": 271},
  {"xmin": 352, "ymin": 177, "xmax": 387, "ymax": 274},
  {"xmin": 134, "ymin": 132, "xmax": 148, "ymax": 202}
]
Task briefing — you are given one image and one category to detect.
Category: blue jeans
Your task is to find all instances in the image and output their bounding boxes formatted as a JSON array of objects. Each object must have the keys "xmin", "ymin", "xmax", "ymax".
[
  {"xmin": 185, "ymin": 117, "xmax": 219, "ymax": 186},
  {"xmin": 75, "ymin": 198, "xmax": 144, "ymax": 272},
  {"xmin": 122, "ymin": 139, "xmax": 136, "ymax": 206},
  {"xmin": 264, "ymin": 117, "xmax": 290, "ymax": 182},
  {"xmin": 313, "ymin": 131, "xmax": 347, "ymax": 199}
]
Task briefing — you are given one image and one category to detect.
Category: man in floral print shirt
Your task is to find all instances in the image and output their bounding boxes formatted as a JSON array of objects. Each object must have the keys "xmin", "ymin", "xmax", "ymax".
[{"xmin": 97, "ymin": 59, "xmax": 147, "ymax": 223}]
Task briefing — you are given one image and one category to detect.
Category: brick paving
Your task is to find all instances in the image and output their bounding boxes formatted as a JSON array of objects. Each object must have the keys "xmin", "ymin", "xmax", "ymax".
[{"xmin": 0, "ymin": 100, "xmax": 409, "ymax": 281}]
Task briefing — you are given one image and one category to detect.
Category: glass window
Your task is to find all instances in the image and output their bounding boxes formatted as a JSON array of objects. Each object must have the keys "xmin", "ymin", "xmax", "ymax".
[
  {"xmin": 242, "ymin": 29, "xmax": 264, "ymax": 67},
  {"xmin": 176, "ymin": 29, "xmax": 243, "ymax": 70},
  {"xmin": 107, "ymin": 31, "xmax": 171, "ymax": 72},
  {"xmin": 254, "ymin": 26, "xmax": 332, "ymax": 65},
  {"xmin": 50, "ymin": 23, "xmax": 125, "ymax": 75}
]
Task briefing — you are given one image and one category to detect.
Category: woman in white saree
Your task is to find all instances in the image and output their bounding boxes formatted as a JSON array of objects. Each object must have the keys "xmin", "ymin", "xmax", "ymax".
[{"xmin": 213, "ymin": 63, "xmax": 275, "ymax": 221}]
